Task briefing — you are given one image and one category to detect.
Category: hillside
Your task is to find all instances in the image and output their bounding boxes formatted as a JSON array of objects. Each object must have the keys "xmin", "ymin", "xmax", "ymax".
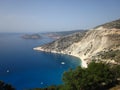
[
  {"xmin": 95, "ymin": 19, "xmax": 120, "ymax": 29},
  {"xmin": 34, "ymin": 19, "xmax": 120, "ymax": 67},
  {"xmin": 42, "ymin": 30, "xmax": 87, "ymax": 39},
  {"xmin": 40, "ymin": 31, "xmax": 87, "ymax": 52}
]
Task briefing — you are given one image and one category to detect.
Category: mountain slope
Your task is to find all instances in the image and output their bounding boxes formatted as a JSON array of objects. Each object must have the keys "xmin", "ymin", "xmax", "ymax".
[
  {"xmin": 42, "ymin": 30, "xmax": 87, "ymax": 39},
  {"xmin": 34, "ymin": 19, "xmax": 120, "ymax": 67}
]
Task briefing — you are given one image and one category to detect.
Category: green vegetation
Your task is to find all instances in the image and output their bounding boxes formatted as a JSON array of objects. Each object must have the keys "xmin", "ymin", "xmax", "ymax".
[
  {"xmin": 95, "ymin": 19, "xmax": 120, "ymax": 29},
  {"xmin": 1, "ymin": 62, "xmax": 120, "ymax": 90},
  {"xmin": 33, "ymin": 62, "xmax": 120, "ymax": 90},
  {"xmin": 43, "ymin": 31, "xmax": 86, "ymax": 52},
  {"xmin": 97, "ymin": 50, "xmax": 120, "ymax": 63},
  {"xmin": 62, "ymin": 62, "xmax": 120, "ymax": 90},
  {"xmin": 0, "ymin": 81, "xmax": 15, "ymax": 90}
]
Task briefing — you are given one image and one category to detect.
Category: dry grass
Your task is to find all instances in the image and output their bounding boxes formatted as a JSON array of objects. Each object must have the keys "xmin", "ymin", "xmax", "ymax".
[{"xmin": 109, "ymin": 85, "xmax": 120, "ymax": 90}]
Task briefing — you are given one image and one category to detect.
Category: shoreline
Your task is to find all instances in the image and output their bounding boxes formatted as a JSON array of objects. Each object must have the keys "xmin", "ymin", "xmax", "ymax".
[{"xmin": 33, "ymin": 47, "xmax": 87, "ymax": 68}]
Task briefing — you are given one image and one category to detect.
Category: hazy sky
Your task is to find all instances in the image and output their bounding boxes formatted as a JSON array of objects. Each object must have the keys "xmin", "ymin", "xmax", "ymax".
[{"xmin": 0, "ymin": 0, "xmax": 120, "ymax": 32}]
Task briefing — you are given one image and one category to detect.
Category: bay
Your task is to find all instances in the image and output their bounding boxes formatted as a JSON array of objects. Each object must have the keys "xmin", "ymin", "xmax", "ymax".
[{"xmin": 0, "ymin": 33, "xmax": 81, "ymax": 90}]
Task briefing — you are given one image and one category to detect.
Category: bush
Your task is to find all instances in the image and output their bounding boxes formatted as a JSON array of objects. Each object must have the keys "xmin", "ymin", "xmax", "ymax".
[
  {"xmin": 62, "ymin": 62, "xmax": 119, "ymax": 90},
  {"xmin": 0, "ymin": 81, "xmax": 15, "ymax": 90}
]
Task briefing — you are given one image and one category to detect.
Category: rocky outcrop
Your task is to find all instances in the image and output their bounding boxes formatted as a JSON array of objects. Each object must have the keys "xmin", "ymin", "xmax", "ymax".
[{"xmin": 34, "ymin": 19, "xmax": 120, "ymax": 68}]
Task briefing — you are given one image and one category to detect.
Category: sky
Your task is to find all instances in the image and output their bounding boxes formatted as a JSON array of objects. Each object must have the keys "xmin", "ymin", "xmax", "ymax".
[{"xmin": 0, "ymin": 0, "xmax": 120, "ymax": 33}]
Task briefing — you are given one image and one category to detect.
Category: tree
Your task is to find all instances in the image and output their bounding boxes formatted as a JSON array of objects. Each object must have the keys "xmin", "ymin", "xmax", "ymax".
[
  {"xmin": 0, "ymin": 81, "xmax": 15, "ymax": 90},
  {"xmin": 62, "ymin": 62, "xmax": 117, "ymax": 90},
  {"xmin": 32, "ymin": 62, "xmax": 120, "ymax": 90}
]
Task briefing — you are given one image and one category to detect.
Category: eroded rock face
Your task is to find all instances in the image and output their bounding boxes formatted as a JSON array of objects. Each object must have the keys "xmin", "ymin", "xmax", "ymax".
[
  {"xmin": 34, "ymin": 19, "xmax": 120, "ymax": 67},
  {"xmin": 41, "ymin": 31, "xmax": 87, "ymax": 52},
  {"xmin": 68, "ymin": 28, "xmax": 120, "ymax": 62}
]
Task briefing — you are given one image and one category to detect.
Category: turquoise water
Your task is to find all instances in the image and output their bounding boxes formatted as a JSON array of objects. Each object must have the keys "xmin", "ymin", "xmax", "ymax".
[{"xmin": 0, "ymin": 33, "xmax": 81, "ymax": 90}]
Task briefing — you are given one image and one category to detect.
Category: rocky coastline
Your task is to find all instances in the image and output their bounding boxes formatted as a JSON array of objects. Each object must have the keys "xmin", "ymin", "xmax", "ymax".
[
  {"xmin": 33, "ymin": 47, "xmax": 88, "ymax": 68},
  {"xmin": 33, "ymin": 19, "xmax": 120, "ymax": 68}
]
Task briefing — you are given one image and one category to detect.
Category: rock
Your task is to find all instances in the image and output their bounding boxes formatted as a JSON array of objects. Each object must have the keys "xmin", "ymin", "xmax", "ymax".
[{"xmin": 34, "ymin": 19, "xmax": 120, "ymax": 67}]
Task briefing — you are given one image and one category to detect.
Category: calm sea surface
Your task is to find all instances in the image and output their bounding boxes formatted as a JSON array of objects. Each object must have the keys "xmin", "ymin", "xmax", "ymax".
[{"xmin": 0, "ymin": 33, "xmax": 81, "ymax": 90}]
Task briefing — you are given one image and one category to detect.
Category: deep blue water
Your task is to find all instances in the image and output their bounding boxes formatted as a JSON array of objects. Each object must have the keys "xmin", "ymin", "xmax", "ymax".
[{"xmin": 0, "ymin": 33, "xmax": 81, "ymax": 90}]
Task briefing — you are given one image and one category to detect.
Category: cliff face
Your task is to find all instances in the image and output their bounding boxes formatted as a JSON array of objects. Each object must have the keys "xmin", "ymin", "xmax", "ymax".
[
  {"xmin": 39, "ymin": 31, "xmax": 87, "ymax": 52},
  {"xmin": 34, "ymin": 19, "xmax": 120, "ymax": 67}
]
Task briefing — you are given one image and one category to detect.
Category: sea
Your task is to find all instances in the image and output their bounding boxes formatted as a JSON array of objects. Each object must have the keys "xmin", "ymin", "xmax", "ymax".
[{"xmin": 0, "ymin": 33, "xmax": 81, "ymax": 90}]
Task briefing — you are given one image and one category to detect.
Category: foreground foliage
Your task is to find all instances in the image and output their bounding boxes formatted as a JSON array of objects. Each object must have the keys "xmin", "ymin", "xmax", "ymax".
[
  {"xmin": 1, "ymin": 62, "xmax": 120, "ymax": 90},
  {"xmin": 33, "ymin": 62, "xmax": 120, "ymax": 90},
  {"xmin": 62, "ymin": 62, "xmax": 119, "ymax": 90},
  {"xmin": 0, "ymin": 81, "xmax": 15, "ymax": 90}
]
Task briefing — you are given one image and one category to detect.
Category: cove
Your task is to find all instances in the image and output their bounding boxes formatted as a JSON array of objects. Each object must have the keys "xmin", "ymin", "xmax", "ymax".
[{"xmin": 0, "ymin": 33, "xmax": 81, "ymax": 90}]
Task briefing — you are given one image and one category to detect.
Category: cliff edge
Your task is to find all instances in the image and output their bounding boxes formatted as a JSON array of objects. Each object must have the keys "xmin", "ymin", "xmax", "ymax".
[{"xmin": 34, "ymin": 19, "xmax": 120, "ymax": 67}]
